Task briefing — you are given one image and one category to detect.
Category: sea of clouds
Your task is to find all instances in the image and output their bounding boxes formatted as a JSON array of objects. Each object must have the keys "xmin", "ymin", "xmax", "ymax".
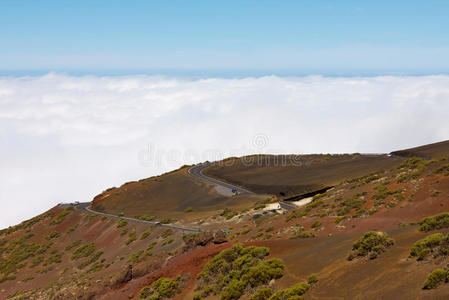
[{"xmin": 1, "ymin": 73, "xmax": 449, "ymax": 228}]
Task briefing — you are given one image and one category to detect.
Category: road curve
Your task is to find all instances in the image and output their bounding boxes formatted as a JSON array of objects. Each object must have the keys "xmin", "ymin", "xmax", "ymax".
[
  {"xmin": 74, "ymin": 202, "xmax": 200, "ymax": 233},
  {"xmin": 188, "ymin": 163, "xmax": 254, "ymax": 195}
]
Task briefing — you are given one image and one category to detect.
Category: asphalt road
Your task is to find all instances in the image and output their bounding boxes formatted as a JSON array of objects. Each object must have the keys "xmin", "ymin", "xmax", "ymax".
[
  {"xmin": 188, "ymin": 163, "xmax": 254, "ymax": 195},
  {"xmin": 74, "ymin": 202, "xmax": 200, "ymax": 233},
  {"xmin": 278, "ymin": 201, "xmax": 298, "ymax": 210}
]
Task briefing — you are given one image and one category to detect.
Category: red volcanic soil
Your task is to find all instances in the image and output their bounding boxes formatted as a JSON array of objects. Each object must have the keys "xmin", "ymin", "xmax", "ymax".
[{"xmin": 106, "ymin": 242, "xmax": 234, "ymax": 300}]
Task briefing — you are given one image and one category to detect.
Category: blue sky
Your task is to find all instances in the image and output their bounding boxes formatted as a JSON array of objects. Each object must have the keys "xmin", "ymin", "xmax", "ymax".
[{"xmin": 1, "ymin": 0, "xmax": 449, "ymax": 74}]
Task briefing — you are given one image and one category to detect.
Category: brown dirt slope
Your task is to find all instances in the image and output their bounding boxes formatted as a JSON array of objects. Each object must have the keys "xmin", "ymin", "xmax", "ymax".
[
  {"xmin": 391, "ymin": 139, "xmax": 449, "ymax": 158},
  {"xmin": 203, "ymin": 154, "xmax": 402, "ymax": 197},
  {"xmin": 91, "ymin": 166, "xmax": 264, "ymax": 220}
]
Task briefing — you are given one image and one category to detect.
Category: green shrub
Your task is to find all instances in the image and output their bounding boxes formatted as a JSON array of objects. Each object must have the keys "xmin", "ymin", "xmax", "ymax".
[
  {"xmin": 161, "ymin": 229, "xmax": 174, "ymax": 239},
  {"xmin": 409, "ymin": 233, "xmax": 449, "ymax": 260},
  {"xmin": 418, "ymin": 213, "xmax": 449, "ymax": 232},
  {"xmin": 78, "ymin": 250, "xmax": 103, "ymax": 269},
  {"xmin": 117, "ymin": 219, "xmax": 128, "ymax": 228},
  {"xmin": 307, "ymin": 273, "xmax": 319, "ymax": 284},
  {"xmin": 433, "ymin": 164, "xmax": 449, "ymax": 176},
  {"xmin": 67, "ymin": 224, "xmax": 79, "ymax": 233},
  {"xmin": 196, "ymin": 244, "xmax": 284, "ymax": 299},
  {"xmin": 184, "ymin": 206, "xmax": 194, "ymax": 213},
  {"xmin": 220, "ymin": 208, "xmax": 238, "ymax": 220},
  {"xmin": 50, "ymin": 207, "xmax": 73, "ymax": 225},
  {"xmin": 46, "ymin": 231, "xmax": 61, "ymax": 240},
  {"xmin": 269, "ymin": 282, "xmax": 310, "ymax": 300},
  {"xmin": 128, "ymin": 250, "xmax": 144, "ymax": 263},
  {"xmin": 251, "ymin": 288, "xmax": 273, "ymax": 300},
  {"xmin": 347, "ymin": 231, "xmax": 394, "ymax": 260},
  {"xmin": 72, "ymin": 243, "xmax": 95, "ymax": 260},
  {"xmin": 126, "ymin": 231, "xmax": 137, "ymax": 245},
  {"xmin": 311, "ymin": 221, "xmax": 322, "ymax": 230},
  {"xmin": 140, "ymin": 277, "xmax": 180, "ymax": 299},
  {"xmin": 141, "ymin": 230, "xmax": 152, "ymax": 240},
  {"xmin": 265, "ymin": 226, "xmax": 274, "ymax": 232},
  {"xmin": 162, "ymin": 239, "xmax": 175, "ymax": 246},
  {"xmin": 423, "ymin": 269, "xmax": 447, "ymax": 289},
  {"xmin": 335, "ymin": 216, "xmax": 347, "ymax": 224},
  {"xmin": 159, "ymin": 218, "xmax": 173, "ymax": 224}
]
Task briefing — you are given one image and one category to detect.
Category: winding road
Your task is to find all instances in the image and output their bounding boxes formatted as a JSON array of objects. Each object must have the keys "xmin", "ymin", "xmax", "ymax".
[
  {"xmin": 74, "ymin": 202, "xmax": 200, "ymax": 233},
  {"xmin": 188, "ymin": 163, "xmax": 254, "ymax": 195},
  {"xmin": 71, "ymin": 162, "xmax": 295, "ymax": 231}
]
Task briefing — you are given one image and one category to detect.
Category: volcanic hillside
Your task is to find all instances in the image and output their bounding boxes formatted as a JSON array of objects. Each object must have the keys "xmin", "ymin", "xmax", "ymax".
[{"xmin": 2, "ymin": 140, "xmax": 449, "ymax": 300}]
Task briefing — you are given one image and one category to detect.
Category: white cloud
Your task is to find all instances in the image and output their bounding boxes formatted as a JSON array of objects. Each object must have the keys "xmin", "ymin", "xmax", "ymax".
[{"xmin": 1, "ymin": 73, "xmax": 449, "ymax": 229}]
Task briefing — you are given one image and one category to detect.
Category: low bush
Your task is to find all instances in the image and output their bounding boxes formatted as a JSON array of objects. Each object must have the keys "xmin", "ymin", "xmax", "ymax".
[
  {"xmin": 307, "ymin": 273, "xmax": 319, "ymax": 284},
  {"xmin": 78, "ymin": 250, "xmax": 103, "ymax": 269},
  {"xmin": 195, "ymin": 244, "xmax": 285, "ymax": 299},
  {"xmin": 126, "ymin": 231, "xmax": 137, "ymax": 245},
  {"xmin": 418, "ymin": 213, "xmax": 449, "ymax": 232},
  {"xmin": 423, "ymin": 269, "xmax": 447, "ymax": 289},
  {"xmin": 141, "ymin": 230, "xmax": 151, "ymax": 240},
  {"xmin": 220, "ymin": 208, "xmax": 238, "ymax": 220},
  {"xmin": 139, "ymin": 276, "xmax": 181, "ymax": 299},
  {"xmin": 409, "ymin": 233, "xmax": 449, "ymax": 260},
  {"xmin": 72, "ymin": 243, "xmax": 95, "ymax": 260},
  {"xmin": 269, "ymin": 282, "xmax": 310, "ymax": 300},
  {"xmin": 117, "ymin": 219, "xmax": 128, "ymax": 228},
  {"xmin": 433, "ymin": 163, "xmax": 449, "ymax": 176},
  {"xmin": 251, "ymin": 288, "xmax": 273, "ymax": 300},
  {"xmin": 162, "ymin": 239, "xmax": 174, "ymax": 246},
  {"xmin": 311, "ymin": 221, "xmax": 322, "ymax": 230},
  {"xmin": 184, "ymin": 206, "xmax": 194, "ymax": 213},
  {"xmin": 160, "ymin": 229, "xmax": 174, "ymax": 239},
  {"xmin": 347, "ymin": 231, "xmax": 394, "ymax": 260},
  {"xmin": 50, "ymin": 207, "xmax": 73, "ymax": 225},
  {"xmin": 45, "ymin": 231, "xmax": 61, "ymax": 240}
]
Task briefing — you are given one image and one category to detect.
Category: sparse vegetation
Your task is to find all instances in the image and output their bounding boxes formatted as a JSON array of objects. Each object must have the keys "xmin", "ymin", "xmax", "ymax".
[
  {"xmin": 141, "ymin": 230, "xmax": 152, "ymax": 240},
  {"xmin": 409, "ymin": 233, "xmax": 449, "ymax": 260},
  {"xmin": 72, "ymin": 243, "xmax": 95, "ymax": 260},
  {"xmin": 423, "ymin": 269, "xmax": 447, "ymax": 289},
  {"xmin": 184, "ymin": 206, "xmax": 194, "ymax": 213},
  {"xmin": 117, "ymin": 219, "xmax": 128, "ymax": 228},
  {"xmin": 418, "ymin": 213, "xmax": 449, "ymax": 232},
  {"xmin": 195, "ymin": 244, "xmax": 284, "ymax": 299},
  {"xmin": 269, "ymin": 282, "xmax": 310, "ymax": 300},
  {"xmin": 126, "ymin": 230, "xmax": 137, "ymax": 245},
  {"xmin": 220, "ymin": 208, "xmax": 239, "ymax": 220},
  {"xmin": 347, "ymin": 231, "xmax": 394, "ymax": 260},
  {"xmin": 311, "ymin": 221, "xmax": 322, "ymax": 230},
  {"xmin": 161, "ymin": 229, "xmax": 174, "ymax": 239},
  {"xmin": 50, "ymin": 207, "xmax": 73, "ymax": 225},
  {"xmin": 162, "ymin": 239, "xmax": 175, "ymax": 246},
  {"xmin": 307, "ymin": 273, "xmax": 319, "ymax": 284},
  {"xmin": 139, "ymin": 276, "xmax": 182, "ymax": 299}
]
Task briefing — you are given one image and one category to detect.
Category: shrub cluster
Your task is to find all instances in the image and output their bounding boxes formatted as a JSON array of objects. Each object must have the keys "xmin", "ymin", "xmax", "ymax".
[
  {"xmin": 71, "ymin": 243, "xmax": 95, "ymax": 260},
  {"xmin": 337, "ymin": 192, "xmax": 367, "ymax": 216},
  {"xmin": 117, "ymin": 219, "xmax": 128, "ymax": 228},
  {"xmin": 195, "ymin": 244, "xmax": 285, "ymax": 300},
  {"xmin": 423, "ymin": 269, "xmax": 449, "ymax": 290},
  {"xmin": 50, "ymin": 207, "xmax": 73, "ymax": 225},
  {"xmin": 418, "ymin": 213, "xmax": 449, "ymax": 232},
  {"xmin": 347, "ymin": 231, "xmax": 394, "ymax": 260},
  {"xmin": 409, "ymin": 233, "xmax": 449, "ymax": 260},
  {"xmin": 433, "ymin": 163, "xmax": 449, "ymax": 176},
  {"xmin": 396, "ymin": 157, "xmax": 431, "ymax": 183},
  {"xmin": 139, "ymin": 276, "xmax": 182, "ymax": 299},
  {"xmin": 220, "ymin": 208, "xmax": 239, "ymax": 220}
]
